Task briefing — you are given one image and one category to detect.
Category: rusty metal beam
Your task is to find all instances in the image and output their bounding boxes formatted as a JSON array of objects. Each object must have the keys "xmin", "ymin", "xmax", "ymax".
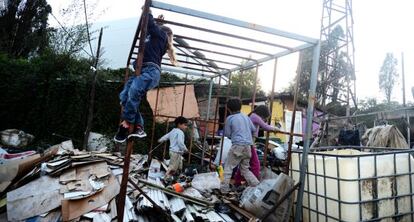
[
  {"xmin": 162, "ymin": 58, "xmax": 230, "ymax": 71},
  {"xmin": 151, "ymin": 1, "xmax": 318, "ymax": 43},
  {"xmin": 161, "ymin": 62, "xmax": 220, "ymax": 74},
  {"xmin": 285, "ymin": 53, "xmax": 304, "ymax": 174},
  {"xmin": 263, "ymin": 59, "xmax": 278, "ymax": 168},
  {"xmin": 174, "ymin": 44, "xmax": 256, "ymax": 62},
  {"xmin": 176, "ymin": 53, "xmax": 242, "ymax": 67},
  {"xmin": 158, "ymin": 19, "xmax": 294, "ymax": 50},
  {"xmin": 117, "ymin": 0, "xmax": 151, "ymax": 221},
  {"xmin": 174, "ymin": 35, "xmax": 273, "ymax": 56}
]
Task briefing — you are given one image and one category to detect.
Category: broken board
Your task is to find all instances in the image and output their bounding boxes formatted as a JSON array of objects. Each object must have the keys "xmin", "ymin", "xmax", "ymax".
[
  {"xmin": 7, "ymin": 175, "xmax": 63, "ymax": 221},
  {"xmin": 61, "ymin": 174, "xmax": 120, "ymax": 221}
]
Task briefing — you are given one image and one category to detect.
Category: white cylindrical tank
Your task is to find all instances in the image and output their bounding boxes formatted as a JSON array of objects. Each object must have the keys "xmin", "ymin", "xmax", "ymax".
[{"xmin": 291, "ymin": 149, "xmax": 414, "ymax": 221}]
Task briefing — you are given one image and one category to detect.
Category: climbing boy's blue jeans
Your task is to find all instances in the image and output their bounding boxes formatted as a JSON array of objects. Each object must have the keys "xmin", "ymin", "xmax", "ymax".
[{"xmin": 120, "ymin": 63, "xmax": 160, "ymax": 127}]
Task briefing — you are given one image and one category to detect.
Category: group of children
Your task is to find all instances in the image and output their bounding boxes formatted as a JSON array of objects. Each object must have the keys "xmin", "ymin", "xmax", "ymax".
[{"xmin": 113, "ymin": 11, "xmax": 279, "ymax": 191}]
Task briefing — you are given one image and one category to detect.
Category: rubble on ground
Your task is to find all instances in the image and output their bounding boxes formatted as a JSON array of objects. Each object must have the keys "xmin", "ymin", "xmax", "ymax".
[
  {"xmin": 0, "ymin": 139, "xmax": 294, "ymax": 222},
  {"xmin": 1, "ymin": 129, "xmax": 34, "ymax": 148}
]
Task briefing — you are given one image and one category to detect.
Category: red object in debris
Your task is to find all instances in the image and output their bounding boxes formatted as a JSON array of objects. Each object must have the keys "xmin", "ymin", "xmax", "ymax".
[
  {"xmin": 0, "ymin": 150, "xmax": 36, "ymax": 160},
  {"xmin": 171, "ymin": 181, "xmax": 191, "ymax": 193},
  {"xmin": 171, "ymin": 182, "xmax": 184, "ymax": 193}
]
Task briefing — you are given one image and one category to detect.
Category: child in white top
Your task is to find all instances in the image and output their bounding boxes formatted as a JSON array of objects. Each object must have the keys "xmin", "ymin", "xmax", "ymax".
[{"xmin": 158, "ymin": 116, "xmax": 188, "ymax": 177}]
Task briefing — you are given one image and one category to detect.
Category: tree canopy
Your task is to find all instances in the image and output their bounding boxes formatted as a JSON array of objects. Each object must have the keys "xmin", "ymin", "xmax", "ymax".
[
  {"xmin": 0, "ymin": 0, "xmax": 51, "ymax": 57},
  {"xmin": 230, "ymin": 66, "xmax": 265, "ymax": 99},
  {"xmin": 379, "ymin": 52, "xmax": 399, "ymax": 104}
]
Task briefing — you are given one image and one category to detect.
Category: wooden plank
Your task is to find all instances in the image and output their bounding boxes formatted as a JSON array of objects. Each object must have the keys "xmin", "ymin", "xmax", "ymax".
[
  {"xmin": 74, "ymin": 161, "xmax": 109, "ymax": 179},
  {"xmin": 147, "ymin": 85, "xmax": 200, "ymax": 122},
  {"xmin": 47, "ymin": 159, "xmax": 70, "ymax": 168},
  {"xmin": 0, "ymin": 162, "xmax": 18, "ymax": 192},
  {"xmin": 61, "ymin": 174, "xmax": 120, "ymax": 221},
  {"xmin": 7, "ymin": 176, "xmax": 63, "ymax": 221},
  {"xmin": 59, "ymin": 168, "xmax": 76, "ymax": 183}
]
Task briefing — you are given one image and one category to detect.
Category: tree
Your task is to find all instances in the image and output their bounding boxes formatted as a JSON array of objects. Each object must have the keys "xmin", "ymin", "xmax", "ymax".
[
  {"xmin": 230, "ymin": 66, "xmax": 265, "ymax": 99},
  {"xmin": 285, "ymin": 25, "xmax": 352, "ymax": 115},
  {"xmin": 48, "ymin": 0, "xmax": 100, "ymax": 57},
  {"xmin": 0, "ymin": 0, "xmax": 51, "ymax": 58},
  {"xmin": 379, "ymin": 53, "xmax": 398, "ymax": 104}
]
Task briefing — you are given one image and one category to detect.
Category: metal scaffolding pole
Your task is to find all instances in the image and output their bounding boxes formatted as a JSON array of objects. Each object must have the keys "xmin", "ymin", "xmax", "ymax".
[
  {"xmin": 219, "ymin": 73, "xmax": 232, "ymax": 166},
  {"xmin": 285, "ymin": 53, "xmax": 304, "ymax": 174},
  {"xmin": 201, "ymin": 78, "xmax": 214, "ymax": 167},
  {"xmin": 151, "ymin": 1, "xmax": 318, "ymax": 44},
  {"xmin": 251, "ymin": 65, "xmax": 259, "ymax": 111},
  {"xmin": 209, "ymin": 76, "xmax": 222, "ymax": 167},
  {"xmin": 117, "ymin": 0, "xmax": 151, "ymax": 220},
  {"xmin": 294, "ymin": 41, "xmax": 321, "ymax": 222},
  {"xmin": 320, "ymin": 0, "xmax": 356, "ymax": 111},
  {"xmin": 263, "ymin": 59, "xmax": 278, "ymax": 168},
  {"xmin": 402, "ymin": 52, "xmax": 411, "ymax": 146}
]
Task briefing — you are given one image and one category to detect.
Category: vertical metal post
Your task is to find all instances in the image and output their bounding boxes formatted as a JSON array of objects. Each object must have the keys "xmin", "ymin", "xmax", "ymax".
[
  {"xmin": 210, "ymin": 76, "xmax": 222, "ymax": 167},
  {"xmin": 187, "ymin": 118, "xmax": 195, "ymax": 164},
  {"xmin": 238, "ymin": 69, "xmax": 244, "ymax": 98},
  {"xmin": 263, "ymin": 59, "xmax": 278, "ymax": 168},
  {"xmin": 345, "ymin": 0, "xmax": 351, "ymax": 117},
  {"xmin": 117, "ymin": 1, "xmax": 151, "ymax": 221},
  {"xmin": 219, "ymin": 73, "xmax": 232, "ymax": 165},
  {"xmin": 149, "ymin": 85, "xmax": 161, "ymax": 161},
  {"xmin": 402, "ymin": 52, "xmax": 410, "ymax": 145},
  {"xmin": 83, "ymin": 27, "xmax": 104, "ymax": 150},
  {"xmin": 181, "ymin": 74, "xmax": 188, "ymax": 116},
  {"xmin": 285, "ymin": 53, "xmax": 304, "ymax": 174},
  {"xmin": 294, "ymin": 41, "xmax": 321, "ymax": 222},
  {"xmin": 162, "ymin": 120, "xmax": 169, "ymax": 160},
  {"xmin": 408, "ymin": 151, "xmax": 413, "ymax": 221},
  {"xmin": 201, "ymin": 78, "xmax": 214, "ymax": 167},
  {"xmin": 322, "ymin": 155, "xmax": 328, "ymax": 222},
  {"xmin": 251, "ymin": 65, "xmax": 259, "ymax": 111}
]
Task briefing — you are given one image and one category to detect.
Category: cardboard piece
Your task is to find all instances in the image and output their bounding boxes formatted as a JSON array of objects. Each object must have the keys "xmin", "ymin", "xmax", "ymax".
[
  {"xmin": 147, "ymin": 85, "xmax": 200, "ymax": 122},
  {"xmin": 61, "ymin": 174, "xmax": 120, "ymax": 221},
  {"xmin": 7, "ymin": 176, "xmax": 63, "ymax": 221}
]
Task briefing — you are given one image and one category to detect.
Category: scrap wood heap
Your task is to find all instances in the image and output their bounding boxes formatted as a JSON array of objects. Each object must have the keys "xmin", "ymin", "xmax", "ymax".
[{"xmin": 0, "ymin": 139, "xmax": 295, "ymax": 222}]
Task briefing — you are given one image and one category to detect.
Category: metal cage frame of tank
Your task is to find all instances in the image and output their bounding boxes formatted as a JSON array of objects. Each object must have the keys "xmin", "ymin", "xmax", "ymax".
[{"xmin": 290, "ymin": 146, "xmax": 414, "ymax": 222}]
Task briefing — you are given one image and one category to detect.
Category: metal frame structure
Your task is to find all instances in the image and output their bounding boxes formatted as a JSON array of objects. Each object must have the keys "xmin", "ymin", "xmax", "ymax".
[
  {"xmin": 117, "ymin": 1, "xmax": 321, "ymax": 221},
  {"xmin": 320, "ymin": 0, "xmax": 356, "ymax": 116},
  {"xmin": 290, "ymin": 146, "xmax": 414, "ymax": 221}
]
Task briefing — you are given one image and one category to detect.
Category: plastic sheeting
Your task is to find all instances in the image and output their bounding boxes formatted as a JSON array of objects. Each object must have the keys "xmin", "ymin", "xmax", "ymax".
[{"xmin": 362, "ymin": 125, "xmax": 409, "ymax": 148}]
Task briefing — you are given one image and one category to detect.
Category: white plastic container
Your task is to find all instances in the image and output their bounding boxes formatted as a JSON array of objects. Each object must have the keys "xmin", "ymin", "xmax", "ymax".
[{"xmin": 291, "ymin": 149, "xmax": 414, "ymax": 221}]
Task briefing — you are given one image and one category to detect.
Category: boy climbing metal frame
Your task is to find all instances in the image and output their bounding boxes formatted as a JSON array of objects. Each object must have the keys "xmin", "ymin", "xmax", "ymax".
[{"xmin": 118, "ymin": 1, "xmax": 321, "ymax": 221}]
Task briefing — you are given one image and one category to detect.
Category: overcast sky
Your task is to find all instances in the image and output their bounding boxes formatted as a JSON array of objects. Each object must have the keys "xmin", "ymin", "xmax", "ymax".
[{"xmin": 48, "ymin": 0, "xmax": 414, "ymax": 104}]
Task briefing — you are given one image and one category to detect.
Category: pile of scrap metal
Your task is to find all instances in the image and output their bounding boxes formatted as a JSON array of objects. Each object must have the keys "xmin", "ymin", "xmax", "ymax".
[{"xmin": 1, "ymin": 139, "xmax": 295, "ymax": 222}]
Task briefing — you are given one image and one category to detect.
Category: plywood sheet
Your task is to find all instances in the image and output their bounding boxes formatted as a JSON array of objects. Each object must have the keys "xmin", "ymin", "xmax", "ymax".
[
  {"xmin": 59, "ymin": 168, "xmax": 76, "ymax": 183},
  {"xmin": 61, "ymin": 174, "xmax": 120, "ymax": 221},
  {"xmin": 7, "ymin": 176, "xmax": 63, "ymax": 221},
  {"xmin": 147, "ymin": 85, "xmax": 200, "ymax": 122}
]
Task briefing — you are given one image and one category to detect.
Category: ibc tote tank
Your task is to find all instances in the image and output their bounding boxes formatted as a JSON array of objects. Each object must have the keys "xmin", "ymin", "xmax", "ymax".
[{"xmin": 291, "ymin": 148, "xmax": 414, "ymax": 222}]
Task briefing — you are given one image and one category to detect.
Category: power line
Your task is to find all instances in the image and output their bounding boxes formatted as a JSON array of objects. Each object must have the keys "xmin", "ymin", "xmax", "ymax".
[
  {"xmin": 82, "ymin": 0, "xmax": 95, "ymax": 58},
  {"xmin": 50, "ymin": 12, "xmax": 93, "ymax": 58}
]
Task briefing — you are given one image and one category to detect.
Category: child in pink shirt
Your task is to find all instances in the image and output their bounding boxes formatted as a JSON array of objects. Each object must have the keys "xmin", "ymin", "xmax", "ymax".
[{"xmin": 234, "ymin": 105, "xmax": 279, "ymax": 185}]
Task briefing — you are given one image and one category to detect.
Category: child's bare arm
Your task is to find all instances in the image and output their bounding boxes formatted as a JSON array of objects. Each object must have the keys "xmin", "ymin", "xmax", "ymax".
[{"xmin": 158, "ymin": 132, "xmax": 170, "ymax": 143}]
